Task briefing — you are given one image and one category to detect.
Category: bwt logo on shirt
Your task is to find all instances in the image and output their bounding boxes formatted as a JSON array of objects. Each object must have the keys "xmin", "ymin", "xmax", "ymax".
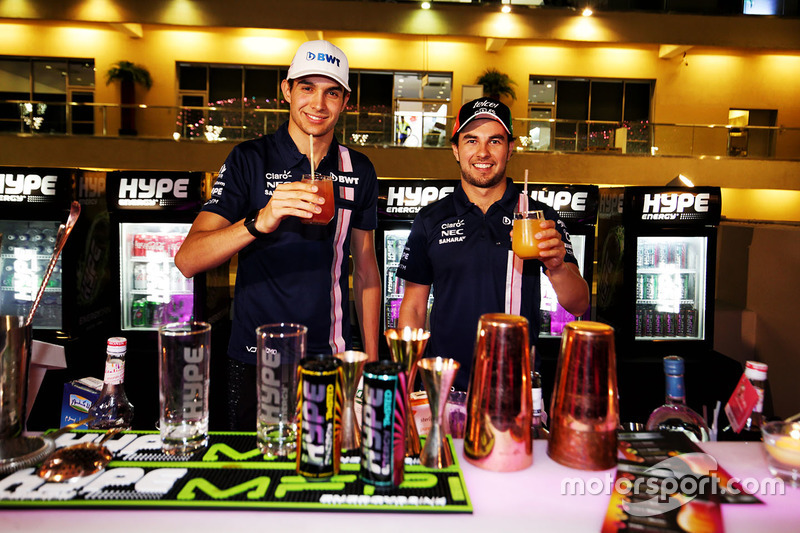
[
  {"xmin": 119, "ymin": 178, "xmax": 190, "ymax": 199},
  {"xmin": 306, "ymin": 52, "xmax": 341, "ymax": 67},
  {"xmin": 0, "ymin": 173, "xmax": 57, "ymax": 195},
  {"xmin": 641, "ymin": 193, "xmax": 709, "ymax": 220},
  {"xmin": 532, "ymin": 190, "xmax": 588, "ymax": 211}
]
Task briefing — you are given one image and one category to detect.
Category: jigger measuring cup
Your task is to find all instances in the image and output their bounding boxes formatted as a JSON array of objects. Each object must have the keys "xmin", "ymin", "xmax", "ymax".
[
  {"xmin": 547, "ymin": 321, "xmax": 619, "ymax": 470},
  {"xmin": 463, "ymin": 313, "xmax": 532, "ymax": 472}
]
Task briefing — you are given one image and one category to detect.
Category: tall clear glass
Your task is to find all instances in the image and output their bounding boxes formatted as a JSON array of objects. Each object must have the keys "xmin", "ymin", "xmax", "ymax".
[
  {"xmin": 256, "ymin": 323, "xmax": 306, "ymax": 457},
  {"xmin": 158, "ymin": 321, "xmax": 211, "ymax": 455}
]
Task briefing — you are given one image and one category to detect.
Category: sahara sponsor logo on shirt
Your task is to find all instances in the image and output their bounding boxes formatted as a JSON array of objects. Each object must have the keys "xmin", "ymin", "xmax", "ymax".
[{"xmin": 438, "ymin": 219, "xmax": 466, "ymax": 245}]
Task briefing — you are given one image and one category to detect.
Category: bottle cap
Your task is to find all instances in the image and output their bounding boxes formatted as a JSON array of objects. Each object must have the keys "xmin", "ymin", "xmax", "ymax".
[
  {"xmin": 107, "ymin": 337, "xmax": 127, "ymax": 354},
  {"xmin": 745, "ymin": 360, "xmax": 768, "ymax": 381},
  {"xmin": 663, "ymin": 355, "xmax": 684, "ymax": 375}
]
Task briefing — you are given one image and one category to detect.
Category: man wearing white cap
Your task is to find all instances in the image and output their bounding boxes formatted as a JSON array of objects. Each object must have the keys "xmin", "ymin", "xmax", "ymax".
[
  {"xmin": 176, "ymin": 40, "xmax": 381, "ymax": 429},
  {"xmin": 396, "ymin": 97, "xmax": 589, "ymax": 390}
]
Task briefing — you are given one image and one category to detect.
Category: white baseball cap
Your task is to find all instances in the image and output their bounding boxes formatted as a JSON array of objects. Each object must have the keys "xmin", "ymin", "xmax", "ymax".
[{"xmin": 287, "ymin": 40, "xmax": 351, "ymax": 92}]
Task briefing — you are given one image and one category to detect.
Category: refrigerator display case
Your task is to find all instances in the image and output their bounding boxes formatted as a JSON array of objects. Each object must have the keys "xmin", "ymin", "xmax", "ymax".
[
  {"xmin": 375, "ymin": 179, "xmax": 458, "ymax": 355},
  {"xmin": 0, "ymin": 167, "xmax": 111, "ymax": 339},
  {"xmin": 525, "ymin": 184, "xmax": 598, "ymax": 345},
  {"xmin": 107, "ymin": 171, "xmax": 208, "ymax": 333},
  {"xmin": 596, "ymin": 186, "xmax": 721, "ymax": 357}
]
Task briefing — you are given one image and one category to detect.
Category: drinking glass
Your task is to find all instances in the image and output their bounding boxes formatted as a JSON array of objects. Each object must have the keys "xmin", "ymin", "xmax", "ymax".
[
  {"xmin": 512, "ymin": 210, "xmax": 545, "ymax": 259},
  {"xmin": 256, "ymin": 323, "xmax": 306, "ymax": 457},
  {"xmin": 301, "ymin": 174, "xmax": 335, "ymax": 225},
  {"xmin": 762, "ymin": 420, "xmax": 800, "ymax": 486},
  {"xmin": 158, "ymin": 321, "xmax": 212, "ymax": 455}
]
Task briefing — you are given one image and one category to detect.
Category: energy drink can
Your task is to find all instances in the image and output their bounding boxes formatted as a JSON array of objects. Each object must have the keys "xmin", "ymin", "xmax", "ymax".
[
  {"xmin": 665, "ymin": 312, "xmax": 677, "ymax": 336},
  {"xmin": 643, "ymin": 308, "xmax": 654, "ymax": 337},
  {"xmin": 635, "ymin": 274, "xmax": 645, "ymax": 300},
  {"xmin": 131, "ymin": 299, "xmax": 147, "ymax": 327},
  {"xmin": 644, "ymin": 274, "xmax": 657, "ymax": 300},
  {"xmin": 684, "ymin": 307, "xmax": 697, "ymax": 337},
  {"xmin": 673, "ymin": 242, "xmax": 688, "ymax": 269},
  {"xmin": 296, "ymin": 356, "xmax": 342, "ymax": 479},
  {"xmin": 360, "ymin": 361, "xmax": 407, "ymax": 489}
]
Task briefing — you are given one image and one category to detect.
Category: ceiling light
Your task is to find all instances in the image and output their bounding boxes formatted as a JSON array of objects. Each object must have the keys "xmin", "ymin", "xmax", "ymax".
[
  {"xmin": 501, "ymin": 5, "xmax": 511, "ymax": 13},
  {"xmin": 582, "ymin": 7, "xmax": 593, "ymax": 16},
  {"xmin": 421, "ymin": 1, "xmax": 431, "ymax": 9}
]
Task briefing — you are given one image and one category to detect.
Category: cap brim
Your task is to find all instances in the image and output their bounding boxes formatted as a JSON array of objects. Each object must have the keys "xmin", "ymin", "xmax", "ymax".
[
  {"xmin": 286, "ymin": 69, "xmax": 351, "ymax": 92},
  {"xmin": 456, "ymin": 111, "xmax": 511, "ymax": 135}
]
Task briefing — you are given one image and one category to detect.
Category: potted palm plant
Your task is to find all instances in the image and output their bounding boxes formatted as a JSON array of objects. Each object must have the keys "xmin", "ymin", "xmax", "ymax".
[
  {"xmin": 106, "ymin": 60, "xmax": 153, "ymax": 136},
  {"xmin": 476, "ymin": 68, "xmax": 517, "ymax": 102}
]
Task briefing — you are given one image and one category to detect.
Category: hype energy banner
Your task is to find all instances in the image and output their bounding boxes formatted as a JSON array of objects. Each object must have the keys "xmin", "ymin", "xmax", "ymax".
[{"xmin": 0, "ymin": 431, "xmax": 471, "ymax": 512}]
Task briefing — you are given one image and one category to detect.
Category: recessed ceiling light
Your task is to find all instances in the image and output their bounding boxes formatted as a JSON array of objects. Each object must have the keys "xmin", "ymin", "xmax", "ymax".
[{"xmin": 421, "ymin": 1, "xmax": 431, "ymax": 9}]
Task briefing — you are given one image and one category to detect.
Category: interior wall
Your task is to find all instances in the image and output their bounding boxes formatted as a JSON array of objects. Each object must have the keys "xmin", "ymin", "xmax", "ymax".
[
  {"xmin": 2, "ymin": 21, "xmax": 800, "ymax": 142},
  {"xmin": 742, "ymin": 224, "xmax": 800, "ymax": 419}
]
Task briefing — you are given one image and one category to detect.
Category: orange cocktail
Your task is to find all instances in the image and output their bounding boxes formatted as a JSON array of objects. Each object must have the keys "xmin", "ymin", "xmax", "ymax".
[{"xmin": 512, "ymin": 210, "xmax": 545, "ymax": 259}]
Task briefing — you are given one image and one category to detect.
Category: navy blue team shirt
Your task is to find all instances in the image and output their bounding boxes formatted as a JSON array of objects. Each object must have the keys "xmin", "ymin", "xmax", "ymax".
[
  {"xmin": 397, "ymin": 178, "xmax": 577, "ymax": 390},
  {"xmin": 202, "ymin": 121, "xmax": 378, "ymax": 364}
]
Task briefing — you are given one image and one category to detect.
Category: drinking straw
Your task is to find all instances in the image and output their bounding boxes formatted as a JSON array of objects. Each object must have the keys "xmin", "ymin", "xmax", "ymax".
[
  {"xmin": 309, "ymin": 134, "xmax": 315, "ymax": 180},
  {"xmin": 524, "ymin": 169, "xmax": 529, "ymax": 198}
]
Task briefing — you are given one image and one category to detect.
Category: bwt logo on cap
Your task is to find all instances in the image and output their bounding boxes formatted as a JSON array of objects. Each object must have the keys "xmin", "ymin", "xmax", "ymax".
[{"xmin": 306, "ymin": 52, "xmax": 341, "ymax": 67}]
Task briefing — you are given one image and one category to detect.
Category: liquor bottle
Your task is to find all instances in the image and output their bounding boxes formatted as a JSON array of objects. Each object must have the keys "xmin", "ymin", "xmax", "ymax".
[
  {"xmin": 720, "ymin": 361, "xmax": 769, "ymax": 441},
  {"xmin": 531, "ymin": 370, "xmax": 550, "ymax": 440},
  {"xmin": 645, "ymin": 356, "xmax": 709, "ymax": 442},
  {"xmin": 88, "ymin": 337, "xmax": 134, "ymax": 429}
]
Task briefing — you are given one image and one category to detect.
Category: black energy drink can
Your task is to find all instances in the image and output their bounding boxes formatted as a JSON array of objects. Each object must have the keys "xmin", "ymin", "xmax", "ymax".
[
  {"xmin": 296, "ymin": 356, "xmax": 342, "ymax": 479},
  {"xmin": 360, "ymin": 361, "xmax": 407, "ymax": 489}
]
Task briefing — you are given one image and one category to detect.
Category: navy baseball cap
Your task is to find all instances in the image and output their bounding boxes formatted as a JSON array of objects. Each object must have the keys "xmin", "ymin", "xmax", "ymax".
[{"xmin": 452, "ymin": 97, "xmax": 513, "ymax": 137}]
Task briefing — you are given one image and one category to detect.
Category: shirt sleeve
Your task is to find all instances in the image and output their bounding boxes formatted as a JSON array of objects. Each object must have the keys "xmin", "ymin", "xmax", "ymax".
[
  {"xmin": 396, "ymin": 215, "xmax": 434, "ymax": 285},
  {"xmin": 349, "ymin": 156, "xmax": 378, "ymax": 231},
  {"xmin": 201, "ymin": 145, "xmax": 253, "ymax": 224}
]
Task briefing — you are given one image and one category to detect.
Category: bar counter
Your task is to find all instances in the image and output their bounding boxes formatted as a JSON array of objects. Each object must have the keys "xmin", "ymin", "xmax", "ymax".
[{"xmin": 1, "ymin": 439, "xmax": 797, "ymax": 532}]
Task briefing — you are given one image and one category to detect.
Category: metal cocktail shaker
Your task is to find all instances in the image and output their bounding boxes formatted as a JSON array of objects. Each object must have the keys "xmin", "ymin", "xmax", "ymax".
[
  {"xmin": 463, "ymin": 313, "xmax": 532, "ymax": 472},
  {"xmin": 547, "ymin": 321, "xmax": 619, "ymax": 470},
  {"xmin": 0, "ymin": 316, "xmax": 31, "ymax": 441}
]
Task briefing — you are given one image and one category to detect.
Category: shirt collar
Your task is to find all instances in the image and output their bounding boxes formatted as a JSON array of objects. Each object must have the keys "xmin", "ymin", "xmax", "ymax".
[
  {"xmin": 275, "ymin": 120, "xmax": 342, "ymax": 173},
  {"xmin": 452, "ymin": 177, "xmax": 519, "ymax": 216}
]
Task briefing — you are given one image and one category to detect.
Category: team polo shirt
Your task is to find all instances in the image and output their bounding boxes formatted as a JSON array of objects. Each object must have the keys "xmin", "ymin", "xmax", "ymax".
[
  {"xmin": 202, "ymin": 121, "xmax": 378, "ymax": 365},
  {"xmin": 397, "ymin": 178, "xmax": 577, "ymax": 390}
]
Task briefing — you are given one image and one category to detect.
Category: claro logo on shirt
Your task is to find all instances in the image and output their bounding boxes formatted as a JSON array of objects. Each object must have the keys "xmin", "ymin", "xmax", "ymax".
[{"xmin": 439, "ymin": 219, "xmax": 466, "ymax": 245}]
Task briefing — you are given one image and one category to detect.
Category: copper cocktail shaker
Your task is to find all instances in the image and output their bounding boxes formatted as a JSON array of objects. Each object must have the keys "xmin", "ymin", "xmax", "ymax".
[
  {"xmin": 463, "ymin": 313, "xmax": 532, "ymax": 472},
  {"xmin": 547, "ymin": 321, "xmax": 619, "ymax": 470}
]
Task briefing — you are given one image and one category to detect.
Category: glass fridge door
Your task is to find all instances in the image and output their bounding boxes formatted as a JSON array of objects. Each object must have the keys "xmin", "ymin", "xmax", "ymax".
[
  {"xmin": 0, "ymin": 220, "xmax": 62, "ymax": 329},
  {"xmin": 635, "ymin": 236, "xmax": 707, "ymax": 340},
  {"xmin": 120, "ymin": 222, "xmax": 193, "ymax": 330},
  {"xmin": 539, "ymin": 234, "xmax": 586, "ymax": 338},
  {"xmin": 382, "ymin": 228, "xmax": 433, "ymax": 330}
]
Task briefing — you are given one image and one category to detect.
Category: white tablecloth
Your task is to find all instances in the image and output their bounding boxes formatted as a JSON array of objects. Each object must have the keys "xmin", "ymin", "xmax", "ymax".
[{"xmin": 1, "ymin": 440, "xmax": 797, "ymax": 533}]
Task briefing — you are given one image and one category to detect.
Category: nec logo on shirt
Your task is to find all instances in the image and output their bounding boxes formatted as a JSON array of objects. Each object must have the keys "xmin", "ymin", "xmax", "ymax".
[{"xmin": 306, "ymin": 52, "xmax": 341, "ymax": 67}]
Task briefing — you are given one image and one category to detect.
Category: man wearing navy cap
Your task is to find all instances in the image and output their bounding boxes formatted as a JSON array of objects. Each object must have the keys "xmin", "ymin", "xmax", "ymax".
[
  {"xmin": 176, "ymin": 40, "xmax": 381, "ymax": 429},
  {"xmin": 396, "ymin": 97, "xmax": 589, "ymax": 390}
]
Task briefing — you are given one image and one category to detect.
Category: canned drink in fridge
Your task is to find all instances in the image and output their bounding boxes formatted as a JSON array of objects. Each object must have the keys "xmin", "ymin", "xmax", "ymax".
[
  {"xmin": 654, "ymin": 312, "xmax": 664, "ymax": 336},
  {"xmin": 655, "ymin": 242, "xmax": 669, "ymax": 267},
  {"xmin": 131, "ymin": 299, "xmax": 147, "ymax": 327},
  {"xmin": 684, "ymin": 307, "xmax": 697, "ymax": 337},
  {"xmin": 360, "ymin": 361, "xmax": 407, "ymax": 489},
  {"xmin": 133, "ymin": 263, "xmax": 147, "ymax": 290},
  {"xmin": 665, "ymin": 312, "xmax": 677, "ymax": 336},
  {"xmin": 149, "ymin": 301, "xmax": 166, "ymax": 326},
  {"xmin": 297, "ymin": 356, "xmax": 342, "ymax": 479},
  {"xmin": 643, "ymin": 308, "xmax": 654, "ymax": 337},
  {"xmin": 641, "ymin": 243, "xmax": 655, "ymax": 267},
  {"xmin": 673, "ymin": 242, "xmax": 688, "ymax": 269},
  {"xmin": 133, "ymin": 233, "xmax": 149, "ymax": 257},
  {"xmin": 634, "ymin": 306, "xmax": 645, "ymax": 337},
  {"xmin": 636, "ymin": 274, "xmax": 645, "ymax": 300},
  {"xmin": 644, "ymin": 274, "xmax": 657, "ymax": 301}
]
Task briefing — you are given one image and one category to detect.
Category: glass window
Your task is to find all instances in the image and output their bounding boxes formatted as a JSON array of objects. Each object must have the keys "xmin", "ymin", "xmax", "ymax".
[
  {"xmin": 590, "ymin": 81, "xmax": 623, "ymax": 121},
  {"xmin": 68, "ymin": 61, "xmax": 95, "ymax": 87},
  {"xmin": 528, "ymin": 78, "xmax": 556, "ymax": 105},
  {"xmin": 178, "ymin": 65, "xmax": 206, "ymax": 91}
]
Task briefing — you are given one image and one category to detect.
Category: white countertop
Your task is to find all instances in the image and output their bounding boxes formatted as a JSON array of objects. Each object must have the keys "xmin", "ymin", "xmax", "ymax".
[{"xmin": 1, "ymin": 440, "xmax": 797, "ymax": 533}]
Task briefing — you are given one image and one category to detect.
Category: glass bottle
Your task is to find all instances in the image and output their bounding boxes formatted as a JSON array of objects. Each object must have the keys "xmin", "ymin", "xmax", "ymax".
[
  {"xmin": 88, "ymin": 337, "xmax": 134, "ymax": 430},
  {"xmin": 720, "ymin": 360, "xmax": 769, "ymax": 441},
  {"xmin": 645, "ymin": 355, "xmax": 709, "ymax": 442},
  {"xmin": 531, "ymin": 371, "xmax": 549, "ymax": 440}
]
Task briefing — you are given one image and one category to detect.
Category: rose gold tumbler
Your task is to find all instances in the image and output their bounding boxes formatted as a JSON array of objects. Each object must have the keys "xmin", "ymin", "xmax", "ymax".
[
  {"xmin": 463, "ymin": 313, "xmax": 532, "ymax": 472},
  {"xmin": 547, "ymin": 321, "xmax": 619, "ymax": 470}
]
